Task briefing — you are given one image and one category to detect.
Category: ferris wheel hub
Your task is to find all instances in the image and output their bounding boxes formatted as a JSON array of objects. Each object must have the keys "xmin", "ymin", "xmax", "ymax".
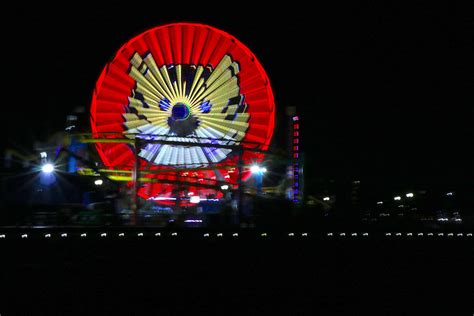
[{"xmin": 171, "ymin": 103, "xmax": 191, "ymax": 121}]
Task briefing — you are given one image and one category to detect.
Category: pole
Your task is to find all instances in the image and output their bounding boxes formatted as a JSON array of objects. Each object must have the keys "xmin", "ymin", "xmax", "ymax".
[
  {"xmin": 131, "ymin": 138, "xmax": 140, "ymax": 225},
  {"xmin": 256, "ymin": 172, "xmax": 263, "ymax": 195},
  {"xmin": 237, "ymin": 147, "xmax": 244, "ymax": 226}
]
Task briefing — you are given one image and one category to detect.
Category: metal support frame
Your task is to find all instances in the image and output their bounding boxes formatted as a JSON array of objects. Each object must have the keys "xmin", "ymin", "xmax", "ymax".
[
  {"xmin": 236, "ymin": 147, "xmax": 244, "ymax": 224},
  {"xmin": 131, "ymin": 138, "xmax": 140, "ymax": 225},
  {"xmin": 75, "ymin": 133, "xmax": 276, "ymax": 226}
]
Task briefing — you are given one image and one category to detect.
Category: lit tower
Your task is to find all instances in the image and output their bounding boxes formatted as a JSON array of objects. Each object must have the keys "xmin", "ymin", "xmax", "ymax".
[{"xmin": 285, "ymin": 106, "xmax": 303, "ymax": 204}]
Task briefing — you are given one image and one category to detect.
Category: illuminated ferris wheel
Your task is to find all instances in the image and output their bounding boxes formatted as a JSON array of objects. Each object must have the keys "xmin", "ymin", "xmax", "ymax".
[{"xmin": 90, "ymin": 23, "xmax": 275, "ymax": 203}]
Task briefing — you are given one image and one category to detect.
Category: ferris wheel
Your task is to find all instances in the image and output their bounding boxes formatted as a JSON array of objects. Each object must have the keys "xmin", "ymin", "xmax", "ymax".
[{"xmin": 90, "ymin": 23, "xmax": 275, "ymax": 203}]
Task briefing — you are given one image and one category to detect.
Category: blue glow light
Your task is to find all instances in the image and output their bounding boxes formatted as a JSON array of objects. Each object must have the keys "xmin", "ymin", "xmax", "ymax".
[
  {"xmin": 200, "ymin": 100, "xmax": 212, "ymax": 113},
  {"xmin": 159, "ymin": 98, "xmax": 171, "ymax": 111}
]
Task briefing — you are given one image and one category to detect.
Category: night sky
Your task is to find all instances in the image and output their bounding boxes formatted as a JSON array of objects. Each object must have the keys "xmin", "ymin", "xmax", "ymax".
[{"xmin": 3, "ymin": 3, "xmax": 473, "ymax": 188}]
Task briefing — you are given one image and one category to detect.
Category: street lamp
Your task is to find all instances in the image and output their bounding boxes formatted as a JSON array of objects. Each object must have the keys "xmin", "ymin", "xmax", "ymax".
[
  {"xmin": 41, "ymin": 163, "xmax": 54, "ymax": 173},
  {"xmin": 39, "ymin": 162, "xmax": 56, "ymax": 185},
  {"xmin": 406, "ymin": 193, "xmax": 414, "ymax": 198},
  {"xmin": 394, "ymin": 196, "xmax": 401, "ymax": 201},
  {"xmin": 94, "ymin": 179, "xmax": 104, "ymax": 186},
  {"xmin": 250, "ymin": 165, "xmax": 266, "ymax": 194},
  {"xmin": 250, "ymin": 165, "xmax": 261, "ymax": 173}
]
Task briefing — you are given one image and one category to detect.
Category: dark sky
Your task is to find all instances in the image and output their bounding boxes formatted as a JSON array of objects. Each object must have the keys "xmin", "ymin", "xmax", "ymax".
[{"xmin": 3, "ymin": 2, "xmax": 473, "ymax": 186}]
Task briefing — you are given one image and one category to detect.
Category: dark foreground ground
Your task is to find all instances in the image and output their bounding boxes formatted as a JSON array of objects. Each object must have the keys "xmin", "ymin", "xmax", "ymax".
[{"xmin": 1, "ymin": 231, "xmax": 473, "ymax": 315}]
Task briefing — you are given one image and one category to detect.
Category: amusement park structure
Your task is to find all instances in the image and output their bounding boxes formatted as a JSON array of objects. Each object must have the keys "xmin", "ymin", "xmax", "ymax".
[
  {"xmin": 85, "ymin": 22, "xmax": 304, "ymax": 223},
  {"xmin": 1, "ymin": 22, "xmax": 303, "ymax": 227},
  {"xmin": 76, "ymin": 132, "xmax": 278, "ymax": 224}
]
